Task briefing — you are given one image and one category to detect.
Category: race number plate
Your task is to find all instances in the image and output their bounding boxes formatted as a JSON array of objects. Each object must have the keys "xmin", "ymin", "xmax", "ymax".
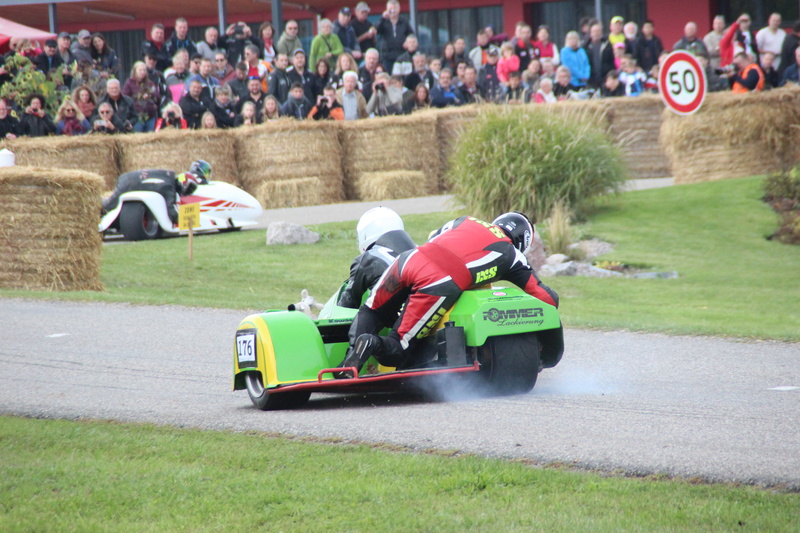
[{"xmin": 236, "ymin": 328, "xmax": 258, "ymax": 368}]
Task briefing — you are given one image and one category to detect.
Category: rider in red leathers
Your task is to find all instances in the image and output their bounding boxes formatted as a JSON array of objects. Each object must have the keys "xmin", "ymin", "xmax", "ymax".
[{"xmin": 336, "ymin": 212, "xmax": 558, "ymax": 376}]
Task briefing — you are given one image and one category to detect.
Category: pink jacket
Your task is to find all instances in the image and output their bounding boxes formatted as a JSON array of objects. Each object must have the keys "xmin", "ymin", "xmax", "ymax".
[{"xmin": 497, "ymin": 55, "xmax": 520, "ymax": 83}]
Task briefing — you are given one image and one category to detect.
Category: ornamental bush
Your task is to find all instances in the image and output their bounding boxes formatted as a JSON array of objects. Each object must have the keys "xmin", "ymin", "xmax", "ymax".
[{"xmin": 448, "ymin": 107, "xmax": 626, "ymax": 222}]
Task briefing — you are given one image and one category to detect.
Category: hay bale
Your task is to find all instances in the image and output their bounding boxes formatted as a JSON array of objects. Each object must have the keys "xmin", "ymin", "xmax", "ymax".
[
  {"xmin": 660, "ymin": 87, "xmax": 800, "ymax": 184},
  {"xmin": 420, "ymin": 105, "xmax": 483, "ymax": 191},
  {"xmin": 257, "ymin": 177, "xmax": 321, "ymax": 208},
  {"xmin": 339, "ymin": 114, "xmax": 439, "ymax": 200},
  {"xmin": 0, "ymin": 167, "xmax": 104, "ymax": 291},
  {"xmin": 2, "ymin": 135, "xmax": 120, "ymax": 191},
  {"xmin": 233, "ymin": 121, "xmax": 344, "ymax": 206},
  {"xmin": 604, "ymin": 95, "xmax": 671, "ymax": 179},
  {"xmin": 117, "ymin": 129, "xmax": 238, "ymax": 186},
  {"xmin": 354, "ymin": 170, "xmax": 426, "ymax": 201}
]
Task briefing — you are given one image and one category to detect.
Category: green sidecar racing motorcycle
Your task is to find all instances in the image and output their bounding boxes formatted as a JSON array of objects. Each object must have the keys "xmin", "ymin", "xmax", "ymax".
[{"xmin": 233, "ymin": 283, "xmax": 564, "ymax": 410}]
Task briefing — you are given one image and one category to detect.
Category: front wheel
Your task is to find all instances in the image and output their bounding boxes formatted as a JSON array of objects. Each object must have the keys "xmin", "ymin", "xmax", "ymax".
[
  {"xmin": 244, "ymin": 372, "xmax": 310, "ymax": 410},
  {"xmin": 119, "ymin": 202, "xmax": 161, "ymax": 241},
  {"xmin": 479, "ymin": 333, "xmax": 541, "ymax": 395}
]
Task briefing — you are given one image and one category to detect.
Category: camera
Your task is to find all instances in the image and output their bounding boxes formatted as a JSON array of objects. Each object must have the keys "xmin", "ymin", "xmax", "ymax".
[
  {"xmin": 94, "ymin": 119, "xmax": 106, "ymax": 128},
  {"xmin": 376, "ymin": 83, "xmax": 386, "ymax": 92},
  {"xmin": 714, "ymin": 65, "xmax": 734, "ymax": 75},
  {"xmin": 167, "ymin": 111, "xmax": 176, "ymax": 119}
]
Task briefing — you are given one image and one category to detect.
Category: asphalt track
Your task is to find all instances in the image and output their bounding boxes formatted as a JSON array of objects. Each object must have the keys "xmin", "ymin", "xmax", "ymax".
[{"xmin": 1, "ymin": 298, "xmax": 798, "ymax": 488}]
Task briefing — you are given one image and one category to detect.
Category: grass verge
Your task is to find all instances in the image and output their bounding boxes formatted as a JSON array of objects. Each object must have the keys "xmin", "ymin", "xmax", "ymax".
[
  {"xmin": 1, "ymin": 176, "xmax": 797, "ymax": 340},
  {"xmin": 2, "ymin": 416, "xmax": 798, "ymax": 532}
]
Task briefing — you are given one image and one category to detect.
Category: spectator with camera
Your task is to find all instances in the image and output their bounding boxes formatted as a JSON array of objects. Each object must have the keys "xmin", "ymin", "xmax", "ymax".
[
  {"xmin": 310, "ymin": 85, "xmax": 345, "ymax": 120},
  {"xmin": 90, "ymin": 102, "xmax": 129, "ymax": 134},
  {"xmin": 367, "ymin": 73, "xmax": 406, "ymax": 116},
  {"xmin": 720, "ymin": 51, "xmax": 765, "ymax": 93},
  {"xmin": 155, "ymin": 103, "xmax": 188, "ymax": 130},
  {"xmin": 226, "ymin": 22, "xmax": 256, "ymax": 65}
]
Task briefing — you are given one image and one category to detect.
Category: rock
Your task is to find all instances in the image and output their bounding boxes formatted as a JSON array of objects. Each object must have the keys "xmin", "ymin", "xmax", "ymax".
[
  {"xmin": 552, "ymin": 261, "xmax": 578, "ymax": 276},
  {"xmin": 546, "ymin": 253, "xmax": 569, "ymax": 266},
  {"xmin": 575, "ymin": 263, "xmax": 624, "ymax": 278},
  {"xmin": 266, "ymin": 222, "xmax": 320, "ymax": 245},
  {"xmin": 578, "ymin": 238, "xmax": 615, "ymax": 259},
  {"xmin": 537, "ymin": 264, "xmax": 556, "ymax": 277},
  {"xmin": 525, "ymin": 232, "xmax": 546, "ymax": 270},
  {"xmin": 631, "ymin": 271, "xmax": 679, "ymax": 279}
]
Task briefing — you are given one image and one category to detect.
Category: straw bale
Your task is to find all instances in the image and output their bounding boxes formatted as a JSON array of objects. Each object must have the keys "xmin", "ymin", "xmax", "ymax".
[
  {"xmin": 339, "ymin": 114, "xmax": 439, "ymax": 200},
  {"xmin": 354, "ymin": 170, "xmax": 427, "ymax": 201},
  {"xmin": 233, "ymin": 121, "xmax": 344, "ymax": 206},
  {"xmin": 2, "ymin": 135, "xmax": 120, "ymax": 191},
  {"xmin": 604, "ymin": 95, "xmax": 671, "ymax": 178},
  {"xmin": 0, "ymin": 166, "xmax": 104, "ymax": 291},
  {"xmin": 257, "ymin": 177, "xmax": 322, "ymax": 208},
  {"xmin": 660, "ymin": 87, "xmax": 800, "ymax": 184},
  {"xmin": 417, "ymin": 105, "xmax": 483, "ymax": 191},
  {"xmin": 116, "ymin": 129, "xmax": 238, "ymax": 186}
]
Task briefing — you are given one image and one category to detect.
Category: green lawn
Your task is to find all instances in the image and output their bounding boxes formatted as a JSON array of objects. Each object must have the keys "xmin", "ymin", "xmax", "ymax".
[
  {"xmin": 2, "ymin": 416, "xmax": 797, "ymax": 532},
  {"xmin": 2, "ymin": 176, "xmax": 797, "ymax": 340}
]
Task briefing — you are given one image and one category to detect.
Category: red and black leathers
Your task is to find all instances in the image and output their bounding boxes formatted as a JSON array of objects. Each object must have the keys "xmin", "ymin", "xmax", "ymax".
[{"xmin": 353, "ymin": 216, "xmax": 558, "ymax": 366}]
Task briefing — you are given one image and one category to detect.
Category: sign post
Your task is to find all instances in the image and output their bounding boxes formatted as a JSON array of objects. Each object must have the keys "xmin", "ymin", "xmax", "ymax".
[
  {"xmin": 659, "ymin": 51, "xmax": 707, "ymax": 116},
  {"xmin": 179, "ymin": 203, "xmax": 200, "ymax": 260}
]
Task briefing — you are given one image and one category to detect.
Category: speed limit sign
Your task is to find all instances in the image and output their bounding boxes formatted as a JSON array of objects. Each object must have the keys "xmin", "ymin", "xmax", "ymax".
[{"xmin": 659, "ymin": 51, "xmax": 707, "ymax": 115}]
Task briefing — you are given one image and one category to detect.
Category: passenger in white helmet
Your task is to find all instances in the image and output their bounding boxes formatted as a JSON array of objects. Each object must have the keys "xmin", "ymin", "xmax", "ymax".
[{"xmin": 338, "ymin": 206, "xmax": 416, "ymax": 308}]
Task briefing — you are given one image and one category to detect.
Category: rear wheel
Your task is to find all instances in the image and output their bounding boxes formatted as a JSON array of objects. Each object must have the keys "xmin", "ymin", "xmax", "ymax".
[
  {"xmin": 244, "ymin": 371, "xmax": 310, "ymax": 410},
  {"xmin": 119, "ymin": 202, "xmax": 161, "ymax": 241},
  {"xmin": 479, "ymin": 333, "xmax": 541, "ymax": 395}
]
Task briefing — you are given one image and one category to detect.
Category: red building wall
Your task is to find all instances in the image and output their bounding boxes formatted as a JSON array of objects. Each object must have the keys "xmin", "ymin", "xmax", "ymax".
[{"xmin": 647, "ymin": 0, "xmax": 713, "ymax": 48}]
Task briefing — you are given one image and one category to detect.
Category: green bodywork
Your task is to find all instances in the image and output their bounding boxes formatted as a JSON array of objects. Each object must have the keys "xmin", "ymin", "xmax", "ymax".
[{"xmin": 233, "ymin": 285, "xmax": 560, "ymax": 391}]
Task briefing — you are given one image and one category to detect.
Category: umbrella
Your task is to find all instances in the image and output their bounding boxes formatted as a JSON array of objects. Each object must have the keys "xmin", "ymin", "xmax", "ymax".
[{"xmin": 0, "ymin": 17, "xmax": 56, "ymax": 53}]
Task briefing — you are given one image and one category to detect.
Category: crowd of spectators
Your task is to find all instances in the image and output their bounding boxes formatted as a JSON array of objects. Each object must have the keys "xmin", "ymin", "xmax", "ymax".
[{"xmin": 2, "ymin": 0, "xmax": 800, "ymax": 139}]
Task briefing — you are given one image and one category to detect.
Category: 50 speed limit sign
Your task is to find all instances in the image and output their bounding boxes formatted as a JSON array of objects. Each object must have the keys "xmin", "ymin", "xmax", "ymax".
[{"xmin": 659, "ymin": 51, "xmax": 707, "ymax": 115}]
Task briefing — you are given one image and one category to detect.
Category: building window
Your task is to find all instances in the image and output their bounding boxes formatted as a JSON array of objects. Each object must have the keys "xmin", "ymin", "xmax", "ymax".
[
  {"xmin": 529, "ymin": 0, "xmax": 646, "ymax": 49},
  {"xmin": 418, "ymin": 6, "xmax": 503, "ymax": 57},
  {"xmin": 718, "ymin": 0, "xmax": 798, "ymax": 29}
]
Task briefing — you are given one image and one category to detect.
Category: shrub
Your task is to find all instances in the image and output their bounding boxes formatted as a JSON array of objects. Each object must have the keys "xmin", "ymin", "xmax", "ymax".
[
  {"xmin": 763, "ymin": 166, "xmax": 800, "ymax": 205},
  {"xmin": 448, "ymin": 107, "xmax": 626, "ymax": 221}
]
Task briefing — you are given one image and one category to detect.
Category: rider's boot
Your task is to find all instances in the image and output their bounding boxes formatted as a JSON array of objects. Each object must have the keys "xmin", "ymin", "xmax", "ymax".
[{"xmin": 333, "ymin": 333, "xmax": 382, "ymax": 379}]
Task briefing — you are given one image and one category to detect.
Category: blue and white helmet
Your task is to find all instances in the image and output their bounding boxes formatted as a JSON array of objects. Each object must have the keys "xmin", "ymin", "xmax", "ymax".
[{"xmin": 492, "ymin": 211, "xmax": 533, "ymax": 254}]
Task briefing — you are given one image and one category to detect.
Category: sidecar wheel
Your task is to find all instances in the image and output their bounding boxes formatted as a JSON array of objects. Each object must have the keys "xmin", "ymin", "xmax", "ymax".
[
  {"xmin": 480, "ymin": 333, "xmax": 541, "ymax": 395},
  {"xmin": 119, "ymin": 202, "xmax": 161, "ymax": 241},
  {"xmin": 244, "ymin": 372, "xmax": 310, "ymax": 410}
]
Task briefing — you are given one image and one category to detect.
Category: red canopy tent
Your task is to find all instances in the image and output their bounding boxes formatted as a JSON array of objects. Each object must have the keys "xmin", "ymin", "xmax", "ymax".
[{"xmin": 0, "ymin": 17, "xmax": 55, "ymax": 53}]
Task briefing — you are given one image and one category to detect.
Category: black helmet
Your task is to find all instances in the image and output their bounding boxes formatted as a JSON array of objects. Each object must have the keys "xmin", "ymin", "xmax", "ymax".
[
  {"xmin": 189, "ymin": 159, "xmax": 212, "ymax": 184},
  {"xmin": 492, "ymin": 212, "xmax": 533, "ymax": 254}
]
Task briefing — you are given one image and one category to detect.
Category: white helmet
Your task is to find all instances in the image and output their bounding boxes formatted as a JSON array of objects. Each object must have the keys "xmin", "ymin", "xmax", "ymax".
[{"xmin": 356, "ymin": 207, "xmax": 404, "ymax": 253}]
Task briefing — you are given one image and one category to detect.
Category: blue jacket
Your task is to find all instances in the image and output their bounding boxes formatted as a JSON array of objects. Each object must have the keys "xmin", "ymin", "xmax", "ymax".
[
  {"xmin": 430, "ymin": 84, "xmax": 464, "ymax": 108},
  {"xmin": 560, "ymin": 46, "xmax": 590, "ymax": 87},
  {"xmin": 780, "ymin": 64, "xmax": 800, "ymax": 87}
]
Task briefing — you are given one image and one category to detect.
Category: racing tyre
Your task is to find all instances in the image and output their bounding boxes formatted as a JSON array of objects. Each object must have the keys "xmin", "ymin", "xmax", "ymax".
[
  {"xmin": 244, "ymin": 372, "xmax": 310, "ymax": 410},
  {"xmin": 480, "ymin": 333, "xmax": 541, "ymax": 395},
  {"xmin": 119, "ymin": 202, "xmax": 161, "ymax": 241}
]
